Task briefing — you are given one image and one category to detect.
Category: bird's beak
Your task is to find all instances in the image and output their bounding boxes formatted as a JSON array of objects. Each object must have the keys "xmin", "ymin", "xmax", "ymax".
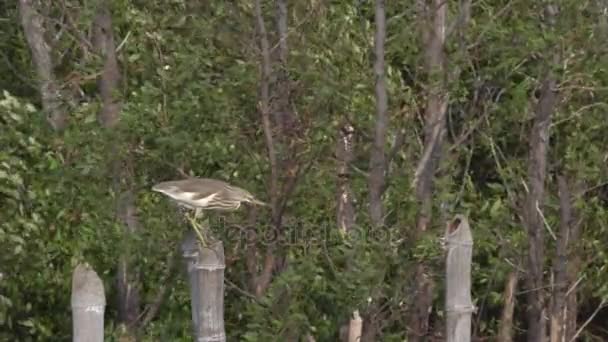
[{"xmin": 151, "ymin": 184, "xmax": 166, "ymax": 193}]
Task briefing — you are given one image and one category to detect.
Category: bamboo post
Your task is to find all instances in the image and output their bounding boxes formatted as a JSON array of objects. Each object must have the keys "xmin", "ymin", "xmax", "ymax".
[
  {"xmin": 348, "ymin": 310, "xmax": 362, "ymax": 342},
  {"xmin": 181, "ymin": 230, "xmax": 226, "ymax": 342},
  {"xmin": 71, "ymin": 263, "xmax": 106, "ymax": 342},
  {"xmin": 445, "ymin": 215, "xmax": 474, "ymax": 342}
]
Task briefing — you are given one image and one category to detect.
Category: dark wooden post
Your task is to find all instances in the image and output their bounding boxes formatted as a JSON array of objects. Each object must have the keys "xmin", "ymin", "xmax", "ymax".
[
  {"xmin": 181, "ymin": 231, "xmax": 226, "ymax": 342},
  {"xmin": 445, "ymin": 215, "xmax": 474, "ymax": 342},
  {"xmin": 71, "ymin": 263, "xmax": 106, "ymax": 342}
]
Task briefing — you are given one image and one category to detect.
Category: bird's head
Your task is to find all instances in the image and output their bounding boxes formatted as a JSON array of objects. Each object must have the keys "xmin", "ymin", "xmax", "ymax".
[{"xmin": 152, "ymin": 181, "xmax": 181, "ymax": 196}]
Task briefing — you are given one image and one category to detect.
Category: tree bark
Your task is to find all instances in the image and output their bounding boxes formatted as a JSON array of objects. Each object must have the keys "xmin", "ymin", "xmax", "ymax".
[
  {"xmin": 523, "ymin": 67, "xmax": 558, "ymax": 342},
  {"xmin": 565, "ymin": 208, "xmax": 582, "ymax": 342},
  {"xmin": 252, "ymin": 0, "xmax": 278, "ymax": 298},
  {"xmin": 335, "ymin": 119, "xmax": 359, "ymax": 341},
  {"xmin": 337, "ymin": 122, "xmax": 356, "ymax": 234},
  {"xmin": 248, "ymin": 0, "xmax": 304, "ymax": 299},
  {"xmin": 115, "ymin": 189, "xmax": 141, "ymax": 329},
  {"xmin": 274, "ymin": 0, "xmax": 295, "ymax": 135},
  {"xmin": 92, "ymin": 0, "xmax": 140, "ymax": 332},
  {"xmin": 565, "ymin": 256, "xmax": 580, "ymax": 342},
  {"xmin": 18, "ymin": 0, "xmax": 67, "ymax": 131},
  {"xmin": 498, "ymin": 270, "xmax": 519, "ymax": 342},
  {"xmin": 409, "ymin": 1, "xmax": 448, "ymax": 340},
  {"xmin": 368, "ymin": 0, "xmax": 389, "ymax": 228},
  {"xmin": 523, "ymin": 6, "xmax": 559, "ymax": 341},
  {"xmin": 549, "ymin": 176, "xmax": 572, "ymax": 342},
  {"xmin": 93, "ymin": 0, "xmax": 122, "ymax": 127},
  {"xmin": 554, "ymin": 177, "xmax": 583, "ymax": 342}
]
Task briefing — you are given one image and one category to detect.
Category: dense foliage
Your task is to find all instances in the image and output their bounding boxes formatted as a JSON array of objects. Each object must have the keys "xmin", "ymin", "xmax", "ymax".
[{"xmin": 1, "ymin": 1, "xmax": 608, "ymax": 341}]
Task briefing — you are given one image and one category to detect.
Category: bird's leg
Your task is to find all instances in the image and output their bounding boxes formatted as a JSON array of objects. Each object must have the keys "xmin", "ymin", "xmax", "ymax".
[{"xmin": 186, "ymin": 210, "xmax": 207, "ymax": 247}]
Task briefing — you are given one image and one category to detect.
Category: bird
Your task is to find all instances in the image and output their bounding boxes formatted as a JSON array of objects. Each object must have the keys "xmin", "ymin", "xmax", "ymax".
[{"xmin": 152, "ymin": 177, "xmax": 267, "ymax": 245}]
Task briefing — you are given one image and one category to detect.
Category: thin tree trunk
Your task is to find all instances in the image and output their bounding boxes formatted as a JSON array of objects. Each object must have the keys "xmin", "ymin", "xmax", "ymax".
[
  {"xmin": 249, "ymin": 0, "xmax": 303, "ymax": 299},
  {"xmin": 565, "ymin": 182, "xmax": 582, "ymax": 341},
  {"xmin": 92, "ymin": 0, "xmax": 140, "ymax": 333},
  {"xmin": 93, "ymin": 0, "xmax": 122, "ymax": 128},
  {"xmin": 337, "ymin": 122, "xmax": 356, "ymax": 234},
  {"xmin": 252, "ymin": 0, "xmax": 278, "ymax": 298},
  {"xmin": 336, "ymin": 121, "xmax": 357, "ymax": 342},
  {"xmin": 523, "ymin": 53, "xmax": 558, "ymax": 342},
  {"xmin": 359, "ymin": 2, "xmax": 389, "ymax": 339},
  {"xmin": 115, "ymin": 189, "xmax": 141, "ymax": 329},
  {"xmin": 368, "ymin": 0, "xmax": 389, "ymax": 228},
  {"xmin": 272, "ymin": 0, "xmax": 301, "ymax": 278},
  {"xmin": 409, "ymin": 0, "xmax": 448, "ymax": 340},
  {"xmin": 523, "ymin": 6, "xmax": 559, "ymax": 341},
  {"xmin": 18, "ymin": 0, "xmax": 67, "ymax": 130},
  {"xmin": 274, "ymin": 0, "xmax": 294, "ymax": 135},
  {"xmin": 565, "ymin": 258, "xmax": 580, "ymax": 342},
  {"xmin": 549, "ymin": 176, "xmax": 573, "ymax": 342},
  {"xmin": 498, "ymin": 270, "xmax": 519, "ymax": 342}
]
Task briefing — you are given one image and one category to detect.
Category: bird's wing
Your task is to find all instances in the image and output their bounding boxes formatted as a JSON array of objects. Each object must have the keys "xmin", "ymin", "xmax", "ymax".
[
  {"xmin": 190, "ymin": 191, "xmax": 218, "ymax": 201},
  {"xmin": 177, "ymin": 178, "xmax": 225, "ymax": 195}
]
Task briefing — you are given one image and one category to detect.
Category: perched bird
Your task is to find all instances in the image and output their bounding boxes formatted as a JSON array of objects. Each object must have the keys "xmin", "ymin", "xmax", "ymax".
[
  {"xmin": 152, "ymin": 177, "xmax": 267, "ymax": 245},
  {"xmin": 152, "ymin": 177, "xmax": 267, "ymax": 211}
]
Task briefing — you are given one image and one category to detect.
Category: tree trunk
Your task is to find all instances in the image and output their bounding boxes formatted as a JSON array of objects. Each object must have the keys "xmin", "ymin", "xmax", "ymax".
[
  {"xmin": 524, "ymin": 51, "xmax": 557, "ymax": 342},
  {"xmin": 336, "ymin": 121, "xmax": 358, "ymax": 341},
  {"xmin": 92, "ymin": 0, "xmax": 140, "ymax": 333},
  {"xmin": 523, "ymin": 63, "xmax": 558, "ymax": 342},
  {"xmin": 93, "ymin": 0, "xmax": 122, "ymax": 128},
  {"xmin": 252, "ymin": 0, "xmax": 278, "ymax": 299},
  {"xmin": 368, "ymin": 0, "xmax": 389, "ymax": 228},
  {"xmin": 115, "ymin": 189, "xmax": 141, "ymax": 329},
  {"xmin": 336, "ymin": 122, "xmax": 356, "ymax": 234},
  {"xmin": 522, "ymin": 6, "xmax": 559, "ymax": 341},
  {"xmin": 498, "ymin": 270, "xmax": 519, "ymax": 342},
  {"xmin": 274, "ymin": 0, "xmax": 295, "ymax": 135},
  {"xmin": 564, "ymin": 180, "xmax": 582, "ymax": 341},
  {"xmin": 549, "ymin": 176, "xmax": 573, "ymax": 342},
  {"xmin": 18, "ymin": 0, "xmax": 67, "ymax": 130},
  {"xmin": 409, "ymin": 0, "xmax": 448, "ymax": 340}
]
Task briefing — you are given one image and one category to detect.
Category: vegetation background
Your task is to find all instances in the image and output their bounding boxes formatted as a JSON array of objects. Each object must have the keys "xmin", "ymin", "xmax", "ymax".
[{"xmin": 1, "ymin": 0, "xmax": 608, "ymax": 341}]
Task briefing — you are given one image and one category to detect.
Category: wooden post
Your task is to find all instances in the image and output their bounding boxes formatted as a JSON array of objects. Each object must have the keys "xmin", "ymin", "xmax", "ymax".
[
  {"xmin": 181, "ymin": 231, "xmax": 226, "ymax": 342},
  {"xmin": 445, "ymin": 215, "xmax": 474, "ymax": 342},
  {"xmin": 71, "ymin": 263, "xmax": 106, "ymax": 342},
  {"xmin": 348, "ymin": 310, "xmax": 362, "ymax": 342}
]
